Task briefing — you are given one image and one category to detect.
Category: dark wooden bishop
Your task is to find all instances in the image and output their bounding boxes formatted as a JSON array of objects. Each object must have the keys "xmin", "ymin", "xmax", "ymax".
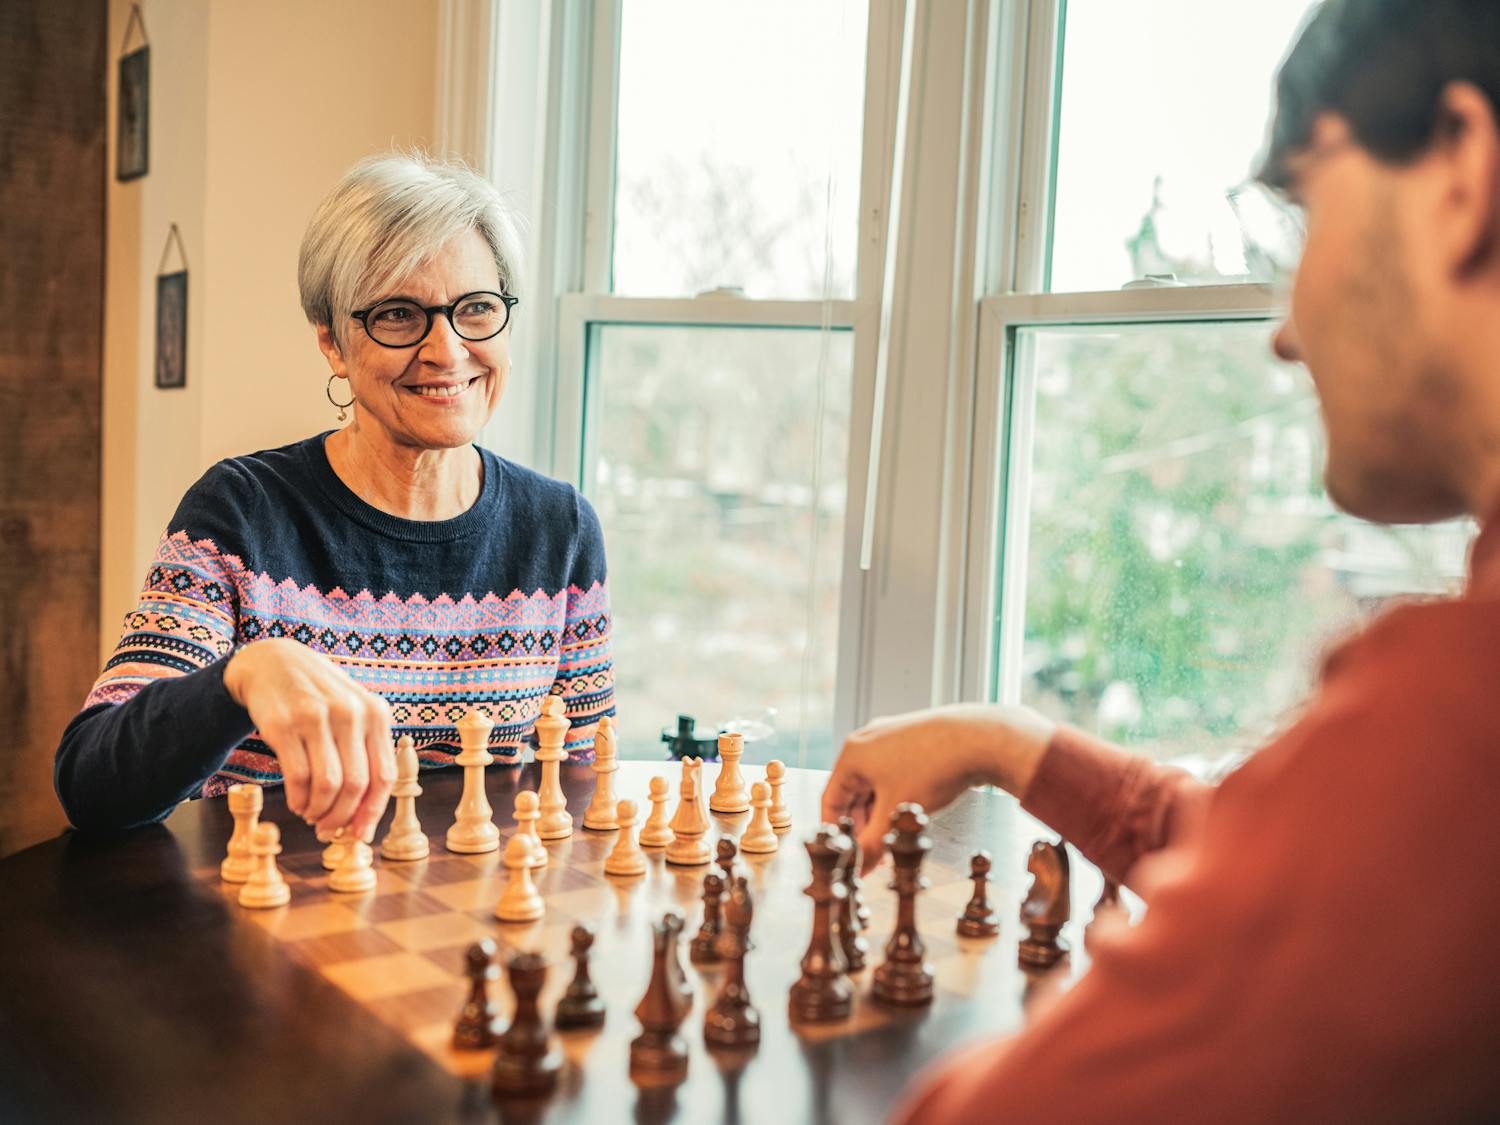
[
  {"xmin": 788, "ymin": 824, "xmax": 853, "ymax": 1023},
  {"xmin": 690, "ymin": 872, "xmax": 726, "ymax": 964},
  {"xmin": 956, "ymin": 850, "xmax": 1001, "ymax": 938},
  {"xmin": 630, "ymin": 912, "xmax": 692, "ymax": 1084},
  {"xmin": 834, "ymin": 815, "xmax": 869, "ymax": 972},
  {"xmin": 704, "ymin": 874, "xmax": 760, "ymax": 1049},
  {"xmin": 871, "ymin": 803, "xmax": 935, "ymax": 1007},
  {"xmin": 555, "ymin": 923, "xmax": 606, "ymax": 1030},
  {"xmin": 453, "ymin": 938, "xmax": 504, "ymax": 1049},
  {"xmin": 490, "ymin": 951, "xmax": 562, "ymax": 1098}
]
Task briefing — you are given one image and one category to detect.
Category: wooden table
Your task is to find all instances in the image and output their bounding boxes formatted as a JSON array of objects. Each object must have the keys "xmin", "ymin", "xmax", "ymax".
[{"xmin": 0, "ymin": 762, "xmax": 1097, "ymax": 1124}]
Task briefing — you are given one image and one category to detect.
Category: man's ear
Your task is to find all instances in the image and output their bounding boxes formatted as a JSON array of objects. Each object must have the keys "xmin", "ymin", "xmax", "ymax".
[
  {"xmin": 315, "ymin": 324, "xmax": 347, "ymax": 376},
  {"xmin": 1435, "ymin": 81, "xmax": 1500, "ymax": 279}
]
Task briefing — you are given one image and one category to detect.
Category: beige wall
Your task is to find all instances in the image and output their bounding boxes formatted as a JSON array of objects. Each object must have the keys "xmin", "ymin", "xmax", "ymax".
[{"xmin": 102, "ymin": 0, "xmax": 440, "ymax": 660}]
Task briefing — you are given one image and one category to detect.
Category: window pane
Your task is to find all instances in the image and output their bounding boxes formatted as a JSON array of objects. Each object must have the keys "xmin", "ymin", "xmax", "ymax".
[
  {"xmin": 1048, "ymin": 0, "xmax": 1316, "ymax": 292},
  {"xmin": 589, "ymin": 325, "xmax": 851, "ymax": 767},
  {"xmin": 1009, "ymin": 322, "xmax": 1474, "ymax": 768},
  {"xmin": 612, "ymin": 0, "xmax": 867, "ymax": 299}
]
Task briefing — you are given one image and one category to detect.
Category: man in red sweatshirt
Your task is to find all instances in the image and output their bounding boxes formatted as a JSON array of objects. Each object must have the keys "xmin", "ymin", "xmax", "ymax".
[{"xmin": 823, "ymin": 2, "xmax": 1500, "ymax": 1121}]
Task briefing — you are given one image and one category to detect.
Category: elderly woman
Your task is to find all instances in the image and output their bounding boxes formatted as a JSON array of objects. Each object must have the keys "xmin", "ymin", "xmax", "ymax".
[{"xmin": 55, "ymin": 154, "xmax": 614, "ymax": 837}]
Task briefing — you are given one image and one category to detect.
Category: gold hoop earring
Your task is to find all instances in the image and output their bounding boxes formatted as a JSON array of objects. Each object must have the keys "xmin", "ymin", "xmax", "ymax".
[{"xmin": 326, "ymin": 374, "xmax": 355, "ymax": 422}]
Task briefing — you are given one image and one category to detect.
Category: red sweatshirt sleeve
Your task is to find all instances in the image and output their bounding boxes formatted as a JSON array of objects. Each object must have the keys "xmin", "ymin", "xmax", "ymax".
[
  {"xmin": 1020, "ymin": 725, "xmax": 1213, "ymax": 888},
  {"xmin": 896, "ymin": 600, "xmax": 1500, "ymax": 1124}
]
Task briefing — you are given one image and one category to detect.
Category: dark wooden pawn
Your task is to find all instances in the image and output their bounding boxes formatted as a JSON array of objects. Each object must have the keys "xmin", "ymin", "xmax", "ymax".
[
  {"xmin": 690, "ymin": 872, "xmax": 726, "ymax": 964},
  {"xmin": 555, "ymin": 923, "xmax": 606, "ymax": 1030},
  {"xmin": 630, "ymin": 912, "xmax": 692, "ymax": 1083},
  {"xmin": 453, "ymin": 938, "xmax": 505, "ymax": 1049},
  {"xmin": 490, "ymin": 951, "xmax": 562, "ymax": 1098},
  {"xmin": 1084, "ymin": 876, "xmax": 1123, "ymax": 955},
  {"xmin": 704, "ymin": 874, "xmax": 760, "ymax": 1049},
  {"xmin": 836, "ymin": 815, "xmax": 872, "ymax": 932},
  {"xmin": 956, "ymin": 850, "xmax": 1000, "ymax": 938},
  {"xmin": 716, "ymin": 835, "xmax": 739, "ymax": 884},
  {"xmin": 788, "ymin": 824, "xmax": 853, "ymax": 1023},
  {"xmin": 833, "ymin": 824, "xmax": 868, "ymax": 972},
  {"xmin": 1017, "ymin": 839, "xmax": 1071, "ymax": 969},
  {"xmin": 871, "ymin": 804, "xmax": 935, "ymax": 1007}
]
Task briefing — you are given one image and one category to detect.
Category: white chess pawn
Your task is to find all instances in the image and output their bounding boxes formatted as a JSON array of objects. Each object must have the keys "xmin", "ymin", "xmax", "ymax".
[
  {"xmin": 513, "ymin": 789, "xmax": 547, "ymax": 868},
  {"xmin": 494, "ymin": 833, "xmax": 545, "ymax": 923},
  {"xmin": 220, "ymin": 783, "xmax": 261, "ymax": 883},
  {"xmin": 604, "ymin": 799, "xmax": 647, "ymax": 877},
  {"xmin": 639, "ymin": 776, "xmax": 674, "ymax": 848},
  {"xmin": 710, "ymin": 732, "xmax": 750, "ymax": 814},
  {"xmin": 447, "ymin": 707, "xmax": 500, "ymax": 854},
  {"xmin": 239, "ymin": 822, "xmax": 291, "ymax": 909},
  {"xmin": 740, "ymin": 781, "xmax": 778, "ymax": 854},
  {"xmin": 534, "ymin": 695, "xmax": 573, "ymax": 840},
  {"xmin": 582, "ymin": 715, "xmax": 620, "ymax": 831},
  {"xmin": 380, "ymin": 735, "xmax": 429, "ymax": 861},
  {"xmin": 766, "ymin": 759, "xmax": 792, "ymax": 831},
  {"xmin": 665, "ymin": 763, "xmax": 711, "ymax": 866},
  {"xmin": 329, "ymin": 827, "xmax": 377, "ymax": 894},
  {"xmin": 321, "ymin": 830, "xmax": 349, "ymax": 871}
]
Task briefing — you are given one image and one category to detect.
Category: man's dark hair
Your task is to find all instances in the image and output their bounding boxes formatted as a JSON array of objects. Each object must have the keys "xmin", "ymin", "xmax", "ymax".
[{"xmin": 1258, "ymin": 0, "xmax": 1500, "ymax": 189}]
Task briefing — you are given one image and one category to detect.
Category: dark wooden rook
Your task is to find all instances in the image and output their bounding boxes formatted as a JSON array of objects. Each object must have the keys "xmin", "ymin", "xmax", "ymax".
[
  {"xmin": 453, "ymin": 939, "xmax": 504, "ymax": 1049},
  {"xmin": 555, "ymin": 924, "xmax": 606, "ymax": 1030},
  {"xmin": 788, "ymin": 824, "xmax": 853, "ymax": 1023},
  {"xmin": 490, "ymin": 952, "xmax": 562, "ymax": 1099},
  {"xmin": 630, "ymin": 912, "xmax": 692, "ymax": 1084},
  {"xmin": 705, "ymin": 875, "xmax": 760, "ymax": 1050},
  {"xmin": 871, "ymin": 803, "xmax": 935, "ymax": 1007},
  {"xmin": 1017, "ymin": 839, "xmax": 1071, "ymax": 969},
  {"xmin": 690, "ymin": 872, "xmax": 725, "ymax": 965},
  {"xmin": 956, "ymin": 850, "xmax": 1001, "ymax": 938}
]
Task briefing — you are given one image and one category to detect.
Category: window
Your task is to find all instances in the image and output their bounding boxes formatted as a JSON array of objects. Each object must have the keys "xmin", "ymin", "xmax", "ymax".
[{"xmin": 969, "ymin": 0, "xmax": 1475, "ymax": 768}]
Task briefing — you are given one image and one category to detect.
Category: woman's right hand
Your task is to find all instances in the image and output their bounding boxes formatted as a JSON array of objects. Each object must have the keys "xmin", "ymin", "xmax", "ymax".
[{"xmin": 223, "ymin": 638, "xmax": 396, "ymax": 840}]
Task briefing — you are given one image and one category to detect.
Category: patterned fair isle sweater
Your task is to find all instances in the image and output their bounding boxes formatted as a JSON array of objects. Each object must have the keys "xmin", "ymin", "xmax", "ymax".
[{"xmin": 54, "ymin": 433, "xmax": 614, "ymax": 831}]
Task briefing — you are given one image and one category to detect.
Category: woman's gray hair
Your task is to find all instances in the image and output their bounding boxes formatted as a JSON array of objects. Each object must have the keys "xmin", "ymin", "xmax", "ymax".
[{"xmin": 298, "ymin": 152, "xmax": 525, "ymax": 346}]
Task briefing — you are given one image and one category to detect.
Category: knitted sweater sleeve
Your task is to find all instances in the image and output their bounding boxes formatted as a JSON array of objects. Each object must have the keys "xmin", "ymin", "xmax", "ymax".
[
  {"xmin": 553, "ymin": 490, "xmax": 615, "ymax": 762},
  {"xmin": 54, "ymin": 464, "xmax": 256, "ymax": 831}
]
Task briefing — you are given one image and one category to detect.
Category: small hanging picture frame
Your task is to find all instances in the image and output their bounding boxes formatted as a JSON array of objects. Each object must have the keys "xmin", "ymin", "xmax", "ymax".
[
  {"xmin": 155, "ymin": 225, "xmax": 189, "ymax": 390},
  {"xmin": 117, "ymin": 5, "xmax": 150, "ymax": 182}
]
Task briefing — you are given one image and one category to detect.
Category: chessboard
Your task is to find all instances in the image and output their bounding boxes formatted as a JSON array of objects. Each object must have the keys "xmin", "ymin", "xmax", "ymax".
[{"xmin": 189, "ymin": 758, "xmax": 1107, "ymax": 1121}]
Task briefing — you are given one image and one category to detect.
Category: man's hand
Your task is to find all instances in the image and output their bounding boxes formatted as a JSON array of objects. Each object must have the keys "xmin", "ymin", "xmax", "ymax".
[
  {"xmin": 820, "ymin": 704, "xmax": 1056, "ymax": 872},
  {"xmin": 223, "ymin": 638, "xmax": 396, "ymax": 840}
]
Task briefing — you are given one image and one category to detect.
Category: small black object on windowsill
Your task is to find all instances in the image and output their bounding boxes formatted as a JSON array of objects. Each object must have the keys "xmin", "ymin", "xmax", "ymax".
[{"xmin": 661, "ymin": 715, "xmax": 719, "ymax": 761}]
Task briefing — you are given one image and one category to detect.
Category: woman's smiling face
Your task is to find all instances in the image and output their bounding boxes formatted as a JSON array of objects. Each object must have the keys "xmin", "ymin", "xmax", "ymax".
[{"xmin": 319, "ymin": 227, "xmax": 512, "ymax": 452}]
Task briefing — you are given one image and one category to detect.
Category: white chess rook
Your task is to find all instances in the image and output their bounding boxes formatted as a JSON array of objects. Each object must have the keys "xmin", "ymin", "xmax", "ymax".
[
  {"xmin": 710, "ymin": 731, "xmax": 750, "ymax": 814},
  {"xmin": 380, "ymin": 735, "xmax": 429, "ymax": 861},
  {"xmin": 534, "ymin": 695, "xmax": 573, "ymax": 840},
  {"xmin": 447, "ymin": 707, "xmax": 500, "ymax": 854},
  {"xmin": 582, "ymin": 715, "xmax": 620, "ymax": 831},
  {"xmin": 220, "ymin": 783, "xmax": 261, "ymax": 883}
]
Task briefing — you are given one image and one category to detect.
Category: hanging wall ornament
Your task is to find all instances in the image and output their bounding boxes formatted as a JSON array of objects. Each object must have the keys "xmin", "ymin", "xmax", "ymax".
[
  {"xmin": 155, "ymin": 225, "xmax": 189, "ymax": 390},
  {"xmin": 116, "ymin": 5, "xmax": 150, "ymax": 182}
]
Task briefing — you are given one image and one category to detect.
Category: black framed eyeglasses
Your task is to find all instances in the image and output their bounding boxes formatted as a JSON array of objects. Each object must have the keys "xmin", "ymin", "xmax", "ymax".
[{"xmin": 350, "ymin": 291, "xmax": 519, "ymax": 348}]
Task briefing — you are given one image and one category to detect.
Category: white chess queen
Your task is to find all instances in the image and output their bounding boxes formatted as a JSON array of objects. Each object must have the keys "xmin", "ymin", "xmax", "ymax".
[{"xmin": 57, "ymin": 153, "xmax": 616, "ymax": 839}]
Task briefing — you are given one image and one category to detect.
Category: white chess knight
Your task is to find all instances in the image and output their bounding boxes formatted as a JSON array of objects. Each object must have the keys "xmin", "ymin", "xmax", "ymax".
[
  {"xmin": 494, "ymin": 833, "xmax": 545, "ymax": 923},
  {"xmin": 380, "ymin": 735, "xmax": 429, "ymax": 861},
  {"xmin": 220, "ymin": 783, "xmax": 262, "ymax": 883},
  {"xmin": 604, "ymin": 798, "xmax": 646, "ymax": 877},
  {"xmin": 239, "ymin": 822, "xmax": 291, "ymax": 909},
  {"xmin": 447, "ymin": 707, "xmax": 500, "ymax": 854},
  {"xmin": 582, "ymin": 715, "xmax": 620, "ymax": 831},
  {"xmin": 534, "ymin": 695, "xmax": 573, "ymax": 840},
  {"xmin": 710, "ymin": 731, "xmax": 750, "ymax": 814}
]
